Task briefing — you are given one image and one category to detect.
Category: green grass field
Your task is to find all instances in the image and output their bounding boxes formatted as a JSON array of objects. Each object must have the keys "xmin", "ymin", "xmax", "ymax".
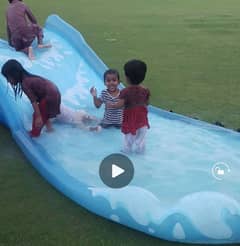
[{"xmin": 0, "ymin": 0, "xmax": 240, "ymax": 245}]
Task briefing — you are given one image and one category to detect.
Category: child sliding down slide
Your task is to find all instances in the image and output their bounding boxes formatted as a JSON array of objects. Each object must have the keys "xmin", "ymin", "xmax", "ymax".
[
  {"xmin": 56, "ymin": 104, "xmax": 101, "ymax": 132},
  {"xmin": 6, "ymin": 0, "xmax": 51, "ymax": 60}
]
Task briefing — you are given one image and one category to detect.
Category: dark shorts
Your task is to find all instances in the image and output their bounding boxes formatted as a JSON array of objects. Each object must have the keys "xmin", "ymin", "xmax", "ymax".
[{"xmin": 100, "ymin": 123, "xmax": 121, "ymax": 129}]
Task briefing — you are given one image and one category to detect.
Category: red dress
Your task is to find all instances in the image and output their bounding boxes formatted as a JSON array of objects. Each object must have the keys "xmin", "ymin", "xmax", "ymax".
[
  {"xmin": 119, "ymin": 85, "xmax": 150, "ymax": 135},
  {"xmin": 22, "ymin": 76, "xmax": 61, "ymax": 137}
]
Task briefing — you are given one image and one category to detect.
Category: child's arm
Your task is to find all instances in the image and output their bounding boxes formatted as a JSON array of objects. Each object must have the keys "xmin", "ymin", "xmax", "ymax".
[
  {"xmin": 24, "ymin": 5, "xmax": 38, "ymax": 24},
  {"xmin": 90, "ymin": 87, "xmax": 102, "ymax": 108},
  {"xmin": 6, "ymin": 12, "xmax": 12, "ymax": 46},
  {"xmin": 146, "ymin": 88, "xmax": 151, "ymax": 105},
  {"xmin": 106, "ymin": 99, "xmax": 125, "ymax": 109},
  {"xmin": 6, "ymin": 25, "xmax": 12, "ymax": 46}
]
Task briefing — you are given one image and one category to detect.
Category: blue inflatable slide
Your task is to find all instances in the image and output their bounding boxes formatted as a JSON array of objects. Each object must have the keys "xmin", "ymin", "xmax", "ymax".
[{"xmin": 0, "ymin": 15, "xmax": 240, "ymax": 244}]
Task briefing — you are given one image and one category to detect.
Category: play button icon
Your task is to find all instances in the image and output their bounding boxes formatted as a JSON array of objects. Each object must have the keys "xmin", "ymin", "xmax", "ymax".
[
  {"xmin": 99, "ymin": 153, "xmax": 134, "ymax": 188},
  {"xmin": 112, "ymin": 164, "xmax": 125, "ymax": 178}
]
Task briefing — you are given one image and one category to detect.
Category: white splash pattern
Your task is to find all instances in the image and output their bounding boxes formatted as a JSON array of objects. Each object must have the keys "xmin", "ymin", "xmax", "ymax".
[
  {"xmin": 173, "ymin": 223, "xmax": 185, "ymax": 240},
  {"xmin": 90, "ymin": 186, "xmax": 166, "ymax": 226},
  {"xmin": 148, "ymin": 228, "xmax": 155, "ymax": 234},
  {"xmin": 62, "ymin": 63, "xmax": 90, "ymax": 106},
  {"xmin": 34, "ymin": 38, "xmax": 67, "ymax": 69},
  {"xmin": 90, "ymin": 186, "xmax": 240, "ymax": 240},
  {"xmin": 176, "ymin": 192, "xmax": 240, "ymax": 239},
  {"xmin": 110, "ymin": 214, "xmax": 120, "ymax": 222}
]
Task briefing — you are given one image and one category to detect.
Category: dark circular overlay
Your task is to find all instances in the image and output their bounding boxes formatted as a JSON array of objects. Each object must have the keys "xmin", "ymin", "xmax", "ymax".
[{"xmin": 99, "ymin": 153, "xmax": 134, "ymax": 188}]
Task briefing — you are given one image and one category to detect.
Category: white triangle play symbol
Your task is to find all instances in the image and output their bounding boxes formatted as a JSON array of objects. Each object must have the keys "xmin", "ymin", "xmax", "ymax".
[{"xmin": 112, "ymin": 164, "xmax": 125, "ymax": 178}]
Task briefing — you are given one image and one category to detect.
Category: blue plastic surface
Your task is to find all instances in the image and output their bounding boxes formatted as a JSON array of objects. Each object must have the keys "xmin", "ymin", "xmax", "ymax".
[{"xmin": 0, "ymin": 15, "xmax": 240, "ymax": 244}]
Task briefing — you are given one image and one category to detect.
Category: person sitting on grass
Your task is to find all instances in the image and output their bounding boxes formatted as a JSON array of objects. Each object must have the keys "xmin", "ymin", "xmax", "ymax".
[
  {"xmin": 1, "ymin": 59, "xmax": 61, "ymax": 137},
  {"xmin": 107, "ymin": 59, "xmax": 150, "ymax": 154},
  {"xmin": 6, "ymin": 0, "xmax": 51, "ymax": 60},
  {"xmin": 90, "ymin": 69, "xmax": 123, "ymax": 128}
]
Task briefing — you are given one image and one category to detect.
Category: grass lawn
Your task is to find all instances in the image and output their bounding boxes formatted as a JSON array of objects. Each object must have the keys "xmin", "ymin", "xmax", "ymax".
[{"xmin": 0, "ymin": 0, "xmax": 240, "ymax": 245}]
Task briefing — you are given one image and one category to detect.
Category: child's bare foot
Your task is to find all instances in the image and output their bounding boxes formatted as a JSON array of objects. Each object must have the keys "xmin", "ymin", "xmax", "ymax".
[
  {"xmin": 28, "ymin": 46, "xmax": 35, "ymax": 60},
  {"xmin": 46, "ymin": 127, "xmax": 54, "ymax": 133},
  {"xmin": 46, "ymin": 120, "xmax": 54, "ymax": 132},
  {"xmin": 38, "ymin": 43, "xmax": 52, "ymax": 49},
  {"xmin": 89, "ymin": 126, "xmax": 102, "ymax": 132}
]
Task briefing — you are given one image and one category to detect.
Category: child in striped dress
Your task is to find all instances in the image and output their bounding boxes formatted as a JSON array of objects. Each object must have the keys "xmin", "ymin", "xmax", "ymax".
[{"xmin": 90, "ymin": 69, "xmax": 123, "ymax": 128}]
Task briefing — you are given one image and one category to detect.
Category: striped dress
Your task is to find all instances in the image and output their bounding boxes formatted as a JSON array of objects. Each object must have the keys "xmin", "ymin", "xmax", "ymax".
[{"xmin": 100, "ymin": 89, "xmax": 123, "ymax": 127}]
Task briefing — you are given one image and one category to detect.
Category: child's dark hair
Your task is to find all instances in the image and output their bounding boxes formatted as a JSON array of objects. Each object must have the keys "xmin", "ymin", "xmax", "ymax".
[
  {"xmin": 124, "ymin": 59, "xmax": 147, "ymax": 85},
  {"xmin": 103, "ymin": 69, "xmax": 120, "ymax": 81},
  {"xmin": 8, "ymin": 0, "xmax": 22, "ymax": 3},
  {"xmin": 1, "ymin": 59, "xmax": 33, "ymax": 99}
]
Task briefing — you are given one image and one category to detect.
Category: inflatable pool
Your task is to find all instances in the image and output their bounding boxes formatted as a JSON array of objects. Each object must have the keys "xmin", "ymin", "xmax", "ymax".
[{"xmin": 0, "ymin": 15, "xmax": 240, "ymax": 244}]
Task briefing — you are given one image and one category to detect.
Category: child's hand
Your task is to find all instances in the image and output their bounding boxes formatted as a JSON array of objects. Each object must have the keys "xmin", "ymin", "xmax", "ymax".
[{"xmin": 90, "ymin": 87, "xmax": 97, "ymax": 97}]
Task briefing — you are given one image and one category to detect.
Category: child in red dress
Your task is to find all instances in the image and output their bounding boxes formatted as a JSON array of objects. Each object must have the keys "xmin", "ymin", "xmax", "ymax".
[
  {"xmin": 1, "ymin": 59, "xmax": 61, "ymax": 137},
  {"xmin": 107, "ymin": 60, "xmax": 150, "ymax": 154},
  {"xmin": 6, "ymin": 0, "xmax": 51, "ymax": 60}
]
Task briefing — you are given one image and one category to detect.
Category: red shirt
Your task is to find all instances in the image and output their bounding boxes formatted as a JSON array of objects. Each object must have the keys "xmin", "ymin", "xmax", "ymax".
[
  {"xmin": 119, "ymin": 85, "xmax": 150, "ymax": 108},
  {"xmin": 22, "ymin": 76, "xmax": 61, "ymax": 118},
  {"xmin": 119, "ymin": 85, "xmax": 150, "ymax": 134}
]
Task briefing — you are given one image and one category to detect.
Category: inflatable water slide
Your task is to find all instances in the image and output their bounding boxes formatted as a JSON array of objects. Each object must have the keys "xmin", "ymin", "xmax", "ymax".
[{"xmin": 0, "ymin": 15, "xmax": 240, "ymax": 244}]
